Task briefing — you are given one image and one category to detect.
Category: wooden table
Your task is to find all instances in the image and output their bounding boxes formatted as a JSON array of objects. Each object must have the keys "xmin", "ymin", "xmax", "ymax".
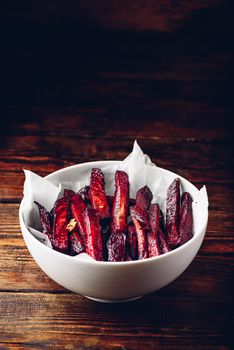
[{"xmin": 0, "ymin": 4, "xmax": 233, "ymax": 349}]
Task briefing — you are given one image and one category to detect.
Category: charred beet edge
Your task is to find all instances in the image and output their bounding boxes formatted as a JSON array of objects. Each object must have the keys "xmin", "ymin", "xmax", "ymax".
[
  {"xmin": 136, "ymin": 185, "xmax": 153, "ymax": 211},
  {"xmin": 78, "ymin": 185, "xmax": 91, "ymax": 205},
  {"xmin": 159, "ymin": 209, "xmax": 165, "ymax": 233},
  {"xmin": 149, "ymin": 203, "xmax": 160, "ymax": 233},
  {"xmin": 49, "ymin": 207, "xmax": 55, "ymax": 227},
  {"xmin": 100, "ymin": 220, "xmax": 111, "ymax": 261},
  {"xmin": 107, "ymin": 195, "xmax": 114, "ymax": 212},
  {"xmin": 166, "ymin": 178, "xmax": 180, "ymax": 246},
  {"xmin": 89, "ymin": 168, "xmax": 110, "ymax": 220},
  {"xmin": 82, "ymin": 207, "xmax": 103, "ymax": 261},
  {"xmin": 179, "ymin": 192, "xmax": 193, "ymax": 246},
  {"xmin": 158, "ymin": 209, "xmax": 171, "ymax": 253},
  {"xmin": 52, "ymin": 196, "xmax": 70, "ymax": 253},
  {"xmin": 64, "ymin": 189, "xmax": 76, "ymax": 197},
  {"xmin": 148, "ymin": 203, "xmax": 161, "ymax": 257},
  {"xmin": 130, "ymin": 206, "xmax": 148, "ymax": 260},
  {"xmin": 111, "ymin": 171, "xmax": 129, "ymax": 234},
  {"xmin": 129, "ymin": 198, "xmax": 136, "ymax": 207},
  {"xmin": 107, "ymin": 233, "xmax": 126, "ymax": 262}
]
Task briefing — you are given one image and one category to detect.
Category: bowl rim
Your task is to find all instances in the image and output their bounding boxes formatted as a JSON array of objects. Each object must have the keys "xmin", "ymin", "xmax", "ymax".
[{"xmin": 19, "ymin": 160, "xmax": 208, "ymax": 267}]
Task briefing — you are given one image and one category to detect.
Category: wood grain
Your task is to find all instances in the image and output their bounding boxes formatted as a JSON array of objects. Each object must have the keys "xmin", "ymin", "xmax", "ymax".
[
  {"xmin": 0, "ymin": 292, "xmax": 233, "ymax": 349},
  {"xmin": 0, "ymin": 1, "xmax": 233, "ymax": 348}
]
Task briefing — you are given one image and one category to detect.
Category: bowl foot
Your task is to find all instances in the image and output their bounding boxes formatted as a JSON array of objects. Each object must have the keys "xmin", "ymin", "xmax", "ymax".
[{"xmin": 84, "ymin": 295, "xmax": 142, "ymax": 303}]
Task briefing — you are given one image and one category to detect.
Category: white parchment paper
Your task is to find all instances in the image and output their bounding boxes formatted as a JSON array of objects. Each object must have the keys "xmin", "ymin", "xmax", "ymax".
[{"xmin": 21, "ymin": 141, "xmax": 209, "ymax": 257}]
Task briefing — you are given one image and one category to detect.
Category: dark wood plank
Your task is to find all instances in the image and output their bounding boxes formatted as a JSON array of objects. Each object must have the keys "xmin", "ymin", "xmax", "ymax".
[
  {"xmin": 1, "ymin": 206, "xmax": 233, "ymax": 296},
  {"xmin": 2, "ymin": 107, "xmax": 233, "ymax": 141},
  {"xmin": 0, "ymin": 336, "xmax": 232, "ymax": 350},
  {"xmin": 0, "ymin": 135, "xmax": 233, "ymax": 187},
  {"xmin": 1, "ymin": 137, "xmax": 233, "ymax": 174},
  {"xmin": 0, "ymin": 338, "xmax": 232, "ymax": 350},
  {"xmin": 0, "ymin": 292, "xmax": 233, "ymax": 349},
  {"xmin": 1, "ymin": 243, "xmax": 233, "ymax": 297},
  {"xmin": 1, "ymin": 203, "xmax": 234, "ymax": 239}
]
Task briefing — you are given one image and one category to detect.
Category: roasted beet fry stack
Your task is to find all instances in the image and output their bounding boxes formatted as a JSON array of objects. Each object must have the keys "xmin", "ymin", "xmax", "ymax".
[{"xmin": 35, "ymin": 168, "xmax": 193, "ymax": 262}]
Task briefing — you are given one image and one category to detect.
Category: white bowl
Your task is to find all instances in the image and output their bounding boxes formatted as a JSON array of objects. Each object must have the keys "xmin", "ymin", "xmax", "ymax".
[{"xmin": 19, "ymin": 161, "xmax": 208, "ymax": 303}]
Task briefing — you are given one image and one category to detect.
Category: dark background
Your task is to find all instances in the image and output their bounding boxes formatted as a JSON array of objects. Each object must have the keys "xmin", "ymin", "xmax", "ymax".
[{"xmin": 1, "ymin": 1, "xmax": 233, "ymax": 124}]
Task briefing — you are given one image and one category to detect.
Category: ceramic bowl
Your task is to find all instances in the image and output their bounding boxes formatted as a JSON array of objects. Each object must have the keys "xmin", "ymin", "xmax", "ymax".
[{"xmin": 19, "ymin": 161, "xmax": 208, "ymax": 303}]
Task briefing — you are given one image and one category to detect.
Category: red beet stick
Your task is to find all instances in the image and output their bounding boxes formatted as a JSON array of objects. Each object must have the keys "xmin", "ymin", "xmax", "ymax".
[
  {"xmin": 179, "ymin": 192, "xmax": 193, "ymax": 246},
  {"xmin": 136, "ymin": 185, "xmax": 153, "ymax": 210},
  {"xmin": 89, "ymin": 168, "xmax": 110, "ymax": 220},
  {"xmin": 52, "ymin": 196, "xmax": 70, "ymax": 253},
  {"xmin": 82, "ymin": 208, "xmax": 103, "ymax": 261},
  {"xmin": 70, "ymin": 193, "xmax": 87, "ymax": 238},
  {"xmin": 148, "ymin": 203, "xmax": 162, "ymax": 257},
  {"xmin": 107, "ymin": 233, "xmax": 126, "ymax": 262},
  {"xmin": 166, "ymin": 178, "xmax": 180, "ymax": 246},
  {"xmin": 130, "ymin": 206, "xmax": 148, "ymax": 260},
  {"xmin": 111, "ymin": 171, "xmax": 129, "ymax": 234}
]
